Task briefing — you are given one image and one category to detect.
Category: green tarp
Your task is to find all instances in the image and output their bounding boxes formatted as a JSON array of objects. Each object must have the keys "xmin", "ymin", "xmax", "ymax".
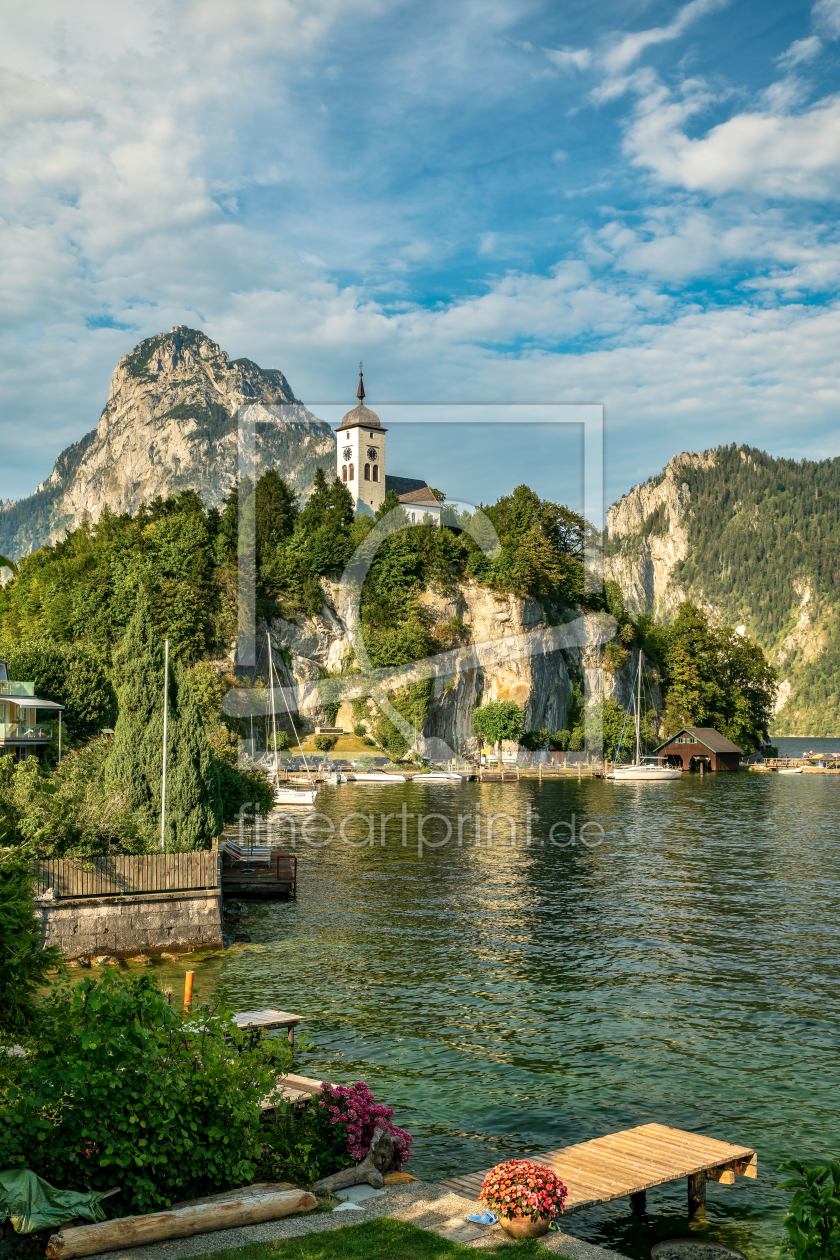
[{"xmin": 0, "ymin": 1169, "xmax": 108, "ymax": 1235}]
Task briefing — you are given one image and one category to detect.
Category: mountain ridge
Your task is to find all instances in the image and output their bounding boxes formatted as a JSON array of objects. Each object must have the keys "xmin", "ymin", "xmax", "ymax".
[
  {"xmin": 605, "ymin": 444, "xmax": 840, "ymax": 734},
  {"xmin": 0, "ymin": 327, "xmax": 335, "ymax": 561}
]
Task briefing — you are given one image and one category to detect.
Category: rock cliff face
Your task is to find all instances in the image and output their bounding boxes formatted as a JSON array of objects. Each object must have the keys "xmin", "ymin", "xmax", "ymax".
[
  {"xmin": 253, "ymin": 581, "xmax": 618, "ymax": 755},
  {"xmin": 0, "ymin": 327, "xmax": 335, "ymax": 559},
  {"xmin": 604, "ymin": 452, "xmax": 714, "ymax": 618}
]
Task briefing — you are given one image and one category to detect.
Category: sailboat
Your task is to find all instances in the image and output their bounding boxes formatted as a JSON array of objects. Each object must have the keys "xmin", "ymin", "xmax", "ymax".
[
  {"xmin": 610, "ymin": 650, "xmax": 682, "ymax": 782},
  {"xmin": 265, "ymin": 634, "xmax": 318, "ymax": 806}
]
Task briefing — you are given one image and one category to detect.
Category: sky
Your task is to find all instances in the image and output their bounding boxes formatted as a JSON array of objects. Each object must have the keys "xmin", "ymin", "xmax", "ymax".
[{"xmin": 1, "ymin": 0, "xmax": 839, "ymax": 507}]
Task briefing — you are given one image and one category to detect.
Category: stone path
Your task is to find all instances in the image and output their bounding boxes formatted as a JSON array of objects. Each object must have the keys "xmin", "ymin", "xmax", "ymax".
[{"xmin": 92, "ymin": 1183, "xmax": 630, "ymax": 1260}]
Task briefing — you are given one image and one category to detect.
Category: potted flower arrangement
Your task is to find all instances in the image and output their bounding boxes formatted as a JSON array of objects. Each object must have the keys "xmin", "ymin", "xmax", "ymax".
[{"xmin": 479, "ymin": 1159, "xmax": 568, "ymax": 1239}]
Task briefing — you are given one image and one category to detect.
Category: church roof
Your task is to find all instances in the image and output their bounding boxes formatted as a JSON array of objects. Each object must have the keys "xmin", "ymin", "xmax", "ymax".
[
  {"xmin": 385, "ymin": 475, "xmax": 427, "ymax": 497},
  {"xmin": 397, "ymin": 486, "xmax": 441, "ymax": 508},
  {"xmin": 337, "ymin": 402, "xmax": 386, "ymax": 432},
  {"xmin": 337, "ymin": 366, "xmax": 386, "ymax": 431}
]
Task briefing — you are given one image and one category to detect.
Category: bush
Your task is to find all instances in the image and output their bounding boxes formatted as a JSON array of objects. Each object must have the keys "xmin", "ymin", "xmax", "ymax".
[
  {"xmin": 0, "ymin": 972, "xmax": 292, "ymax": 1213},
  {"xmin": 0, "ymin": 850, "xmax": 62, "ymax": 1035},
  {"xmin": 1, "ymin": 739, "xmax": 157, "ymax": 858},
  {"xmin": 354, "ymin": 723, "xmax": 366, "ymax": 737},
  {"xmin": 313, "ymin": 734, "xmax": 338, "ymax": 752},
  {"xmin": 780, "ymin": 1158, "xmax": 840, "ymax": 1259}
]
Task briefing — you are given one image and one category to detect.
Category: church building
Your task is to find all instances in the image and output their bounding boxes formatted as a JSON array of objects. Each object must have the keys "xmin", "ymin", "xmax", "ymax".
[{"xmin": 336, "ymin": 369, "xmax": 443, "ymax": 524}]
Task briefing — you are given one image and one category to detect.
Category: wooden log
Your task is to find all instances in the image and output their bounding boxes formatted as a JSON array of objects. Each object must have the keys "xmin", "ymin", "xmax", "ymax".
[
  {"xmin": 630, "ymin": 1190, "xmax": 646, "ymax": 1213},
  {"xmin": 45, "ymin": 1189, "xmax": 316, "ymax": 1259},
  {"xmin": 708, "ymin": 1166, "xmax": 735, "ymax": 1184}
]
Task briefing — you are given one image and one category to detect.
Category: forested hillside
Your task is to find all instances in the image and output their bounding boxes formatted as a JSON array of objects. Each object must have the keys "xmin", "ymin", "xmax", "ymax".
[{"xmin": 606, "ymin": 444, "xmax": 840, "ymax": 734}]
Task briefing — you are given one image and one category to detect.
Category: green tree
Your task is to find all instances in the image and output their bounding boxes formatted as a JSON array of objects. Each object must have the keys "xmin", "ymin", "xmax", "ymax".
[
  {"xmin": 0, "ymin": 849, "xmax": 62, "ymax": 1034},
  {"xmin": 163, "ymin": 666, "xmax": 223, "ymax": 850},
  {"xmin": 104, "ymin": 589, "xmax": 164, "ymax": 829},
  {"xmin": 472, "ymin": 700, "xmax": 524, "ymax": 765},
  {"xmin": 662, "ymin": 603, "xmax": 776, "ymax": 750},
  {"xmin": 255, "ymin": 470, "xmax": 298, "ymax": 562}
]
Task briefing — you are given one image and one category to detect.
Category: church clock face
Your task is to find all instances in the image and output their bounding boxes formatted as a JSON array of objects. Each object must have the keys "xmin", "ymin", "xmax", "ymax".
[
  {"xmin": 342, "ymin": 446, "xmax": 352, "ymax": 461},
  {"xmin": 367, "ymin": 446, "xmax": 378, "ymax": 461}
]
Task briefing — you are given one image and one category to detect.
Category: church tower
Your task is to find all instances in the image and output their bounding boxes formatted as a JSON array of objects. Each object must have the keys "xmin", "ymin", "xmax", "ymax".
[{"xmin": 336, "ymin": 366, "xmax": 387, "ymax": 515}]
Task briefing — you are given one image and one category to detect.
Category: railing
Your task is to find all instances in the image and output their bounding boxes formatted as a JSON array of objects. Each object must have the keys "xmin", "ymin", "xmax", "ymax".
[
  {"xmin": 31, "ymin": 850, "xmax": 220, "ymax": 898},
  {"xmin": 0, "ymin": 722, "xmax": 52, "ymax": 741},
  {"xmin": 0, "ymin": 681, "xmax": 35, "ymax": 697}
]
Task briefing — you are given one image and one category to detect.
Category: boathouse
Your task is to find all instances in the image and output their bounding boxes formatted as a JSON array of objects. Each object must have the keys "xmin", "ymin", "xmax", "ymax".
[{"xmin": 653, "ymin": 726, "xmax": 742, "ymax": 772}]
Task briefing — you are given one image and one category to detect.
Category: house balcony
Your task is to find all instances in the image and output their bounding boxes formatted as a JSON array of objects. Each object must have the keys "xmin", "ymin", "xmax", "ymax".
[
  {"xmin": 0, "ymin": 722, "xmax": 53, "ymax": 743},
  {"xmin": 0, "ymin": 681, "xmax": 36, "ymax": 698}
]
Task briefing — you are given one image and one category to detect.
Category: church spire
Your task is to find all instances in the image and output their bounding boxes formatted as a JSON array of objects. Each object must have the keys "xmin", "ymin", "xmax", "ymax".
[{"xmin": 356, "ymin": 361, "xmax": 365, "ymax": 404}]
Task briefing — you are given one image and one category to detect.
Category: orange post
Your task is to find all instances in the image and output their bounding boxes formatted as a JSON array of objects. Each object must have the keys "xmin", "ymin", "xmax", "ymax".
[{"xmin": 183, "ymin": 970, "xmax": 195, "ymax": 1011}]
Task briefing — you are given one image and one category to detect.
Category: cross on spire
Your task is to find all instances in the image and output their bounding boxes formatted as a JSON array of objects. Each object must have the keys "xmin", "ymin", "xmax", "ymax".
[{"xmin": 357, "ymin": 361, "xmax": 365, "ymax": 403}]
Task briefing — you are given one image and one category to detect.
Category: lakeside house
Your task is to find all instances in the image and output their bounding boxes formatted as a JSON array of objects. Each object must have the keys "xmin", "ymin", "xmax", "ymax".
[
  {"xmin": 653, "ymin": 726, "xmax": 742, "ymax": 772},
  {"xmin": 0, "ymin": 658, "xmax": 65, "ymax": 762}
]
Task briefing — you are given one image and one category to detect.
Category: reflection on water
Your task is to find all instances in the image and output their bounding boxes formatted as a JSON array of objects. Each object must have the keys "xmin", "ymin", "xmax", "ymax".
[{"xmin": 143, "ymin": 775, "xmax": 840, "ymax": 1259}]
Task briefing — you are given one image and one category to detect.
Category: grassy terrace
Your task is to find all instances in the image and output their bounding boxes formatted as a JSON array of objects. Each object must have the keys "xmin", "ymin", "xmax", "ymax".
[{"xmin": 193, "ymin": 1219, "xmax": 572, "ymax": 1258}]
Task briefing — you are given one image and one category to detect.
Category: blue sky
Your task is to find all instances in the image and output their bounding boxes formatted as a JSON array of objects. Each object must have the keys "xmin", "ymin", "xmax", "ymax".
[{"xmin": 1, "ymin": 0, "xmax": 839, "ymax": 506}]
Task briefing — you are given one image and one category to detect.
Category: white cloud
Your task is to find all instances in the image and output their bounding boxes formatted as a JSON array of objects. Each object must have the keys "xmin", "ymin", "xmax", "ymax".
[
  {"xmin": 624, "ymin": 80, "xmax": 840, "ymax": 198},
  {"xmin": 775, "ymin": 35, "xmax": 822, "ymax": 70},
  {"xmin": 603, "ymin": 0, "xmax": 731, "ymax": 75},
  {"xmin": 813, "ymin": 0, "xmax": 840, "ymax": 40},
  {"xmin": 545, "ymin": 46, "xmax": 592, "ymax": 72}
]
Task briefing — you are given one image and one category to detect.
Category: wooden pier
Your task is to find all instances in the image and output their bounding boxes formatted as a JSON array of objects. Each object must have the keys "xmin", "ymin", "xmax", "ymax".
[{"xmin": 439, "ymin": 1123, "xmax": 756, "ymax": 1218}]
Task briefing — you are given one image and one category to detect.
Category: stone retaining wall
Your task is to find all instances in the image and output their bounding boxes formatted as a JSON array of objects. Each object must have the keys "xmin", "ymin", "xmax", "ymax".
[{"xmin": 38, "ymin": 888, "xmax": 223, "ymax": 960}]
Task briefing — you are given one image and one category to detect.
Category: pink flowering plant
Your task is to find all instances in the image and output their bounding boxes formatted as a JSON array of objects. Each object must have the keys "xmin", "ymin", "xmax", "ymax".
[
  {"xmin": 479, "ymin": 1159, "xmax": 568, "ymax": 1222},
  {"xmin": 316, "ymin": 1081, "xmax": 412, "ymax": 1170}
]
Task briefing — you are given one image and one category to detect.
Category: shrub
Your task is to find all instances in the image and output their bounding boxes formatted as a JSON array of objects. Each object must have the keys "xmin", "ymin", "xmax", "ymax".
[
  {"xmin": 354, "ymin": 723, "xmax": 366, "ymax": 737},
  {"xmin": 0, "ymin": 850, "xmax": 63, "ymax": 1034},
  {"xmin": 315, "ymin": 1082, "xmax": 411, "ymax": 1168},
  {"xmin": 313, "ymin": 734, "xmax": 338, "ymax": 752},
  {"xmin": 779, "ymin": 1158, "xmax": 840, "ymax": 1259},
  {"xmin": 0, "ymin": 972, "xmax": 292, "ymax": 1214}
]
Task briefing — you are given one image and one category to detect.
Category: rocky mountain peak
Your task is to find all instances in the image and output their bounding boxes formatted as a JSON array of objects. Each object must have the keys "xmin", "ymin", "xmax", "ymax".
[{"xmin": 0, "ymin": 328, "xmax": 334, "ymax": 561}]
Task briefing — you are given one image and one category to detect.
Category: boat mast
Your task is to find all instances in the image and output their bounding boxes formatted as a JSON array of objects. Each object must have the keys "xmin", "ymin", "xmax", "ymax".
[
  {"xmin": 267, "ymin": 631, "xmax": 279, "ymax": 780},
  {"xmin": 635, "ymin": 649, "xmax": 642, "ymax": 765}
]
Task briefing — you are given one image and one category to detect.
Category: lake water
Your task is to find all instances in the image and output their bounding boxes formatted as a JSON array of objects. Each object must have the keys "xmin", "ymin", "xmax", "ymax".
[{"xmin": 149, "ymin": 774, "xmax": 840, "ymax": 1259}]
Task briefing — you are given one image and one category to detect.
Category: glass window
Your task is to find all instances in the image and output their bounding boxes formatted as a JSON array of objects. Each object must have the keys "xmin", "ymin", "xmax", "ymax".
[
  {"xmin": 342, "ymin": 465, "xmax": 347, "ymax": 482},
  {"xmin": 364, "ymin": 464, "xmax": 370, "ymax": 480},
  {"xmin": 349, "ymin": 464, "xmax": 354, "ymax": 480}
]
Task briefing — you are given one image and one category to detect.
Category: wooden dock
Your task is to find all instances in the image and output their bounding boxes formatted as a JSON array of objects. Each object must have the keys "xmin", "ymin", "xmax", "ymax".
[{"xmin": 439, "ymin": 1123, "xmax": 756, "ymax": 1217}]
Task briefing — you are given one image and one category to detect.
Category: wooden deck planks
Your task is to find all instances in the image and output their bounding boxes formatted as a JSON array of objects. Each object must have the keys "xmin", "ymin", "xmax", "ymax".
[{"xmin": 438, "ymin": 1124, "xmax": 756, "ymax": 1211}]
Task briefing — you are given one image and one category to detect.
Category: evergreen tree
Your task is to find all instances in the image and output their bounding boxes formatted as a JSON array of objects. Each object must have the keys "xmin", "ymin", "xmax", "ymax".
[
  {"xmin": 0, "ymin": 849, "xmax": 63, "ymax": 1033},
  {"xmin": 255, "ymin": 470, "xmax": 298, "ymax": 563},
  {"xmin": 163, "ymin": 665, "xmax": 223, "ymax": 850},
  {"xmin": 105, "ymin": 589, "xmax": 164, "ymax": 826}
]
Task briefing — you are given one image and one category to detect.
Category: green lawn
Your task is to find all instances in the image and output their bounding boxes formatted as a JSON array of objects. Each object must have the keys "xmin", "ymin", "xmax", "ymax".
[{"xmin": 192, "ymin": 1217, "xmax": 570, "ymax": 1259}]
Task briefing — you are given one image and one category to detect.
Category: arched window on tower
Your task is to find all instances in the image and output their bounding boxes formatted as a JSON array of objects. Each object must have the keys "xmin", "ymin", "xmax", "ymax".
[
  {"xmin": 372, "ymin": 465, "xmax": 379, "ymax": 482},
  {"xmin": 364, "ymin": 464, "xmax": 370, "ymax": 481},
  {"xmin": 349, "ymin": 464, "xmax": 354, "ymax": 481},
  {"xmin": 341, "ymin": 465, "xmax": 347, "ymax": 482}
]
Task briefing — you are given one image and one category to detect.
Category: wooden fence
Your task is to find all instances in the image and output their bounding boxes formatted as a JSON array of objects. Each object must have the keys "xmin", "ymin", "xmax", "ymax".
[{"xmin": 31, "ymin": 850, "xmax": 220, "ymax": 899}]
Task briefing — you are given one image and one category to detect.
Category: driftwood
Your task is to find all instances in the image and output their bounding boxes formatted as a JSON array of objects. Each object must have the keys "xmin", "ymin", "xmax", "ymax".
[
  {"xmin": 45, "ymin": 1189, "xmax": 316, "ymax": 1259},
  {"xmin": 311, "ymin": 1127, "xmax": 395, "ymax": 1194}
]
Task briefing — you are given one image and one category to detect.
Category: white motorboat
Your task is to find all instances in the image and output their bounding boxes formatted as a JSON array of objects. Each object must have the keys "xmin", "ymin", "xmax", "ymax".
[
  {"xmin": 349, "ymin": 769, "xmax": 407, "ymax": 783},
  {"xmin": 415, "ymin": 771, "xmax": 462, "ymax": 782},
  {"xmin": 273, "ymin": 785, "xmax": 318, "ymax": 805},
  {"xmin": 778, "ymin": 766, "xmax": 803, "ymax": 775},
  {"xmin": 609, "ymin": 650, "xmax": 680, "ymax": 783}
]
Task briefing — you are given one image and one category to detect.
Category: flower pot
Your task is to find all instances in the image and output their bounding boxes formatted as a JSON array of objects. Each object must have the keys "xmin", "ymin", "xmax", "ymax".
[{"xmin": 499, "ymin": 1214, "xmax": 552, "ymax": 1239}]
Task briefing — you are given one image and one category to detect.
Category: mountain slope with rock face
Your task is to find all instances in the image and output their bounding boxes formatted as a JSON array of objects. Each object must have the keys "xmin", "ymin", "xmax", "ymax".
[
  {"xmin": 605, "ymin": 444, "xmax": 840, "ymax": 735},
  {"xmin": 0, "ymin": 327, "xmax": 335, "ymax": 561}
]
